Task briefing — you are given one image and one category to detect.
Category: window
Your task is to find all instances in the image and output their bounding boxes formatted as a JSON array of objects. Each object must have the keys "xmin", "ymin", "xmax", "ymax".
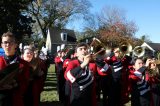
[{"xmin": 61, "ymin": 32, "xmax": 67, "ymax": 41}]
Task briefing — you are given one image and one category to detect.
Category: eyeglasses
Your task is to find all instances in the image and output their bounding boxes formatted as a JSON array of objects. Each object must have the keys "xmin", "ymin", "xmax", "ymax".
[
  {"xmin": 25, "ymin": 51, "xmax": 34, "ymax": 55},
  {"xmin": 1, "ymin": 41, "xmax": 15, "ymax": 45}
]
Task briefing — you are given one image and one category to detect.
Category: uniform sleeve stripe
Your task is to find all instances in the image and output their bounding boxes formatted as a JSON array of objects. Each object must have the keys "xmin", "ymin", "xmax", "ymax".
[
  {"xmin": 134, "ymin": 70, "xmax": 142, "ymax": 77},
  {"xmin": 114, "ymin": 66, "xmax": 123, "ymax": 72},
  {"xmin": 67, "ymin": 70, "xmax": 76, "ymax": 83},
  {"xmin": 99, "ymin": 64, "xmax": 109, "ymax": 72}
]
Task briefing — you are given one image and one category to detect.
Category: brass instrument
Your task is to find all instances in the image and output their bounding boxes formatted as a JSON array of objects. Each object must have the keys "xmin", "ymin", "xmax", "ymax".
[
  {"xmin": 118, "ymin": 41, "xmax": 146, "ymax": 58},
  {"xmin": 154, "ymin": 60, "xmax": 160, "ymax": 65},
  {"xmin": 89, "ymin": 38, "xmax": 145, "ymax": 58},
  {"xmin": 89, "ymin": 37, "xmax": 112, "ymax": 56},
  {"xmin": 119, "ymin": 41, "xmax": 132, "ymax": 55},
  {"xmin": 133, "ymin": 46, "xmax": 145, "ymax": 57}
]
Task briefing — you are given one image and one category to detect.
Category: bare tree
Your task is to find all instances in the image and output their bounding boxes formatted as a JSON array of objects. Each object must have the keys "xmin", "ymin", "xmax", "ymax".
[
  {"xmin": 28, "ymin": 0, "xmax": 91, "ymax": 38},
  {"xmin": 97, "ymin": 6, "xmax": 138, "ymax": 47}
]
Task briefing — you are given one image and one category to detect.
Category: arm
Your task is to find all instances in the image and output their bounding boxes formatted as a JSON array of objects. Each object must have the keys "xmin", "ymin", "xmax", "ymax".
[
  {"xmin": 65, "ymin": 60, "xmax": 84, "ymax": 83},
  {"xmin": 129, "ymin": 66, "xmax": 147, "ymax": 81},
  {"xmin": 95, "ymin": 58, "xmax": 110, "ymax": 76}
]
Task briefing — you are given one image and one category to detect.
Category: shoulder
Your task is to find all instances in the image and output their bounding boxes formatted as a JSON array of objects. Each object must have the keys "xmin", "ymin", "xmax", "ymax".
[
  {"xmin": 89, "ymin": 62, "xmax": 96, "ymax": 66},
  {"xmin": 128, "ymin": 65, "xmax": 134, "ymax": 70},
  {"xmin": 0, "ymin": 56, "xmax": 4, "ymax": 60},
  {"xmin": 18, "ymin": 58, "xmax": 30, "ymax": 67},
  {"xmin": 89, "ymin": 62, "xmax": 97, "ymax": 70},
  {"xmin": 64, "ymin": 59, "xmax": 70, "ymax": 63},
  {"xmin": 0, "ymin": 56, "xmax": 6, "ymax": 64},
  {"xmin": 69, "ymin": 59, "xmax": 79, "ymax": 64},
  {"xmin": 67, "ymin": 59, "xmax": 80, "ymax": 67},
  {"xmin": 0, "ymin": 56, "xmax": 6, "ymax": 70}
]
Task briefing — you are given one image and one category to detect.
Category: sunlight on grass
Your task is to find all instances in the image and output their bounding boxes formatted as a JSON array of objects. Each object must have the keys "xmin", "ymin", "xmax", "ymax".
[{"xmin": 40, "ymin": 64, "xmax": 59, "ymax": 102}]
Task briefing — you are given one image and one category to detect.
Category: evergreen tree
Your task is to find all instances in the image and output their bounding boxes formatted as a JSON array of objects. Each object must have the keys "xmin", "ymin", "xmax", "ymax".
[{"xmin": 0, "ymin": 0, "xmax": 35, "ymax": 41}]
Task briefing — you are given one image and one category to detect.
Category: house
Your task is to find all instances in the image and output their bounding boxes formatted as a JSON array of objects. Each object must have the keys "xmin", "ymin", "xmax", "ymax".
[
  {"xmin": 46, "ymin": 28, "xmax": 77, "ymax": 55},
  {"xmin": 141, "ymin": 42, "xmax": 160, "ymax": 57}
]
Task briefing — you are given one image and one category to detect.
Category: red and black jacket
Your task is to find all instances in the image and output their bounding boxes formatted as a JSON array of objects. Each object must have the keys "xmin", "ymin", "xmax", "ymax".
[
  {"xmin": 0, "ymin": 56, "xmax": 30, "ymax": 106},
  {"xmin": 64, "ymin": 59, "xmax": 110, "ymax": 106}
]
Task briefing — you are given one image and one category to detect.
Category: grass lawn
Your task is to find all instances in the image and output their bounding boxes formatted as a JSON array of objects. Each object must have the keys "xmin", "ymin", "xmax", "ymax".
[
  {"xmin": 40, "ymin": 64, "xmax": 63, "ymax": 106},
  {"xmin": 40, "ymin": 64, "xmax": 131, "ymax": 106}
]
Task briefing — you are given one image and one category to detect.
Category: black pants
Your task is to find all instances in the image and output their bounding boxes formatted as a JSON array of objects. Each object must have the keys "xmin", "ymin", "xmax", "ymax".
[
  {"xmin": 151, "ymin": 84, "xmax": 160, "ymax": 106},
  {"xmin": 100, "ymin": 76, "xmax": 111, "ymax": 106},
  {"xmin": 131, "ymin": 91, "xmax": 150, "ymax": 106},
  {"xmin": 24, "ymin": 81, "xmax": 33, "ymax": 106},
  {"xmin": 108, "ymin": 78, "xmax": 121, "ymax": 106},
  {"xmin": 1, "ymin": 94, "xmax": 12, "ymax": 106}
]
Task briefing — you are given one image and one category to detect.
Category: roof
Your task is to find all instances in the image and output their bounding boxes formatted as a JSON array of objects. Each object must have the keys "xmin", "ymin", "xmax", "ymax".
[
  {"xmin": 148, "ymin": 43, "xmax": 160, "ymax": 51},
  {"xmin": 141, "ymin": 42, "xmax": 160, "ymax": 51},
  {"xmin": 79, "ymin": 36, "xmax": 96, "ymax": 44}
]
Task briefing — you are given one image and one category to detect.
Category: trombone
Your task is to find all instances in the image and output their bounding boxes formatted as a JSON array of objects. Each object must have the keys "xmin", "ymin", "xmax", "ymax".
[{"xmin": 89, "ymin": 37, "xmax": 112, "ymax": 57}]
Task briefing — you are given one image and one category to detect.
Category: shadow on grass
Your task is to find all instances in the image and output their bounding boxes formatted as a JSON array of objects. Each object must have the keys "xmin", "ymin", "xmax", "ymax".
[
  {"xmin": 43, "ymin": 77, "xmax": 58, "ymax": 91},
  {"xmin": 40, "ymin": 64, "xmax": 64, "ymax": 106}
]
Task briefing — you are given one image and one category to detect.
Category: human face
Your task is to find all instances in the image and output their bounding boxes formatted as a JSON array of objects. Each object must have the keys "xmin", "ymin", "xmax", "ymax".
[
  {"xmin": 133, "ymin": 59, "xmax": 144, "ymax": 70},
  {"xmin": 57, "ymin": 52, "xmax": 61, "ymax": 57},
  {"xmin": 61, "ymin": 51, "xmax": 65, "ymax": 57},
  {"xmin": 150, "ymin": 60, "xmax": 157, "ymax": 70},
  {"xmin": 1, "ymin": 36, "xmax": 17, "ymax": 56},
  {"xmin": 76, "ymin": 46, "xmax": 88, "ymax": 58},
  {"xmin": 23, "ymin": 49, "xmax": 34, "ymax": 62},
  {"xmin": 114, "ymin": 48, "xmax": 120, "ymax": 57}
]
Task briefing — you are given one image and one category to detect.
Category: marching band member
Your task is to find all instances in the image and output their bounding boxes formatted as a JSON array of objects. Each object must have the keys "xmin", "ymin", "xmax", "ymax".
[
  {"xmin": 63, "ymin": 48, "xmax": 75, "ymax": 106},
  {"xmin": 147, "ymin": 58, "xmax": 160, "ymax": 106},
  {"xmin": 63, "ymin": 49, "xmax": 76, "ymax": 74},
  {"xmin": 105, "ymin": 47, "xmax": 132, "ymax": 106},
  {"xmin": 54, "ymin": 49, "xmax": 65, "ymax": 102},
  {"xmin": 0, "ymin": 32, "xmax": 30, "ymax": 106},
  {"xmin": 94, "ymin": 47, "xmax": 112, "ymax": 106},
  {"xmin": 22, "ymin": 46, "xmax": 45, "ymax": 106},
  {"xmin": 129, "ymin": 58, "xmax": 151, "ymax": 106},
  {"xmin": 64, "ymin": 42, "xmax": 110, "ymax": 106}
]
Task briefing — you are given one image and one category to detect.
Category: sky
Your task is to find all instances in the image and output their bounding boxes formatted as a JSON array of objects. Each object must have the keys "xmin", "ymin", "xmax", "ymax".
[{"xmin": 67, "ymin": 0, "xmax": 160, "ymax": 43}]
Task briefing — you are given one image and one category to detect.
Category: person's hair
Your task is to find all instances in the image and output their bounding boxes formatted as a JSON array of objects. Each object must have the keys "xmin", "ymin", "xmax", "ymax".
[
  {"xmin": 131, "ymin": 57, "xmax": 144, "ymax": 65},
  {"xmin": 75, "ymin": 42, "xmax": 88, "ymax": 51},
  {"xmin": 34, "ymin": 48, "xmax": 40, "ymax": 53},
  {"xmin": 1, "ymin": 32, "xmax": 17, "ymax": 43},
  {"xmin": 64, "ymin": 49, "xmax": 75, "ymax": 59},
  {"xmin": 23, "ymin": 45, "xmax": 35, "ymax": 53}
]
